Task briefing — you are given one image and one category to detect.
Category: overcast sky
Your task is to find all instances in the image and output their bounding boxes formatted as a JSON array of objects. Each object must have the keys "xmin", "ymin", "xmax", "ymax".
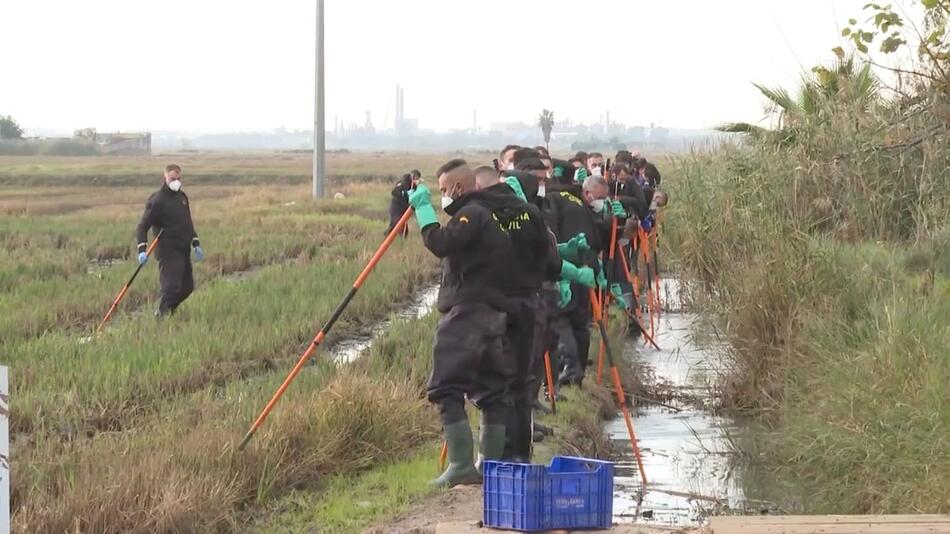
[{"xmin": 2, "ymin": 0, "xmax": 884, "ymax": 133}]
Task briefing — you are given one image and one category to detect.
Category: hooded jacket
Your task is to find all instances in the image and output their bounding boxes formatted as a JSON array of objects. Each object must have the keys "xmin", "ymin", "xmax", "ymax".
[
  {"xmin": 136, "ymin": 183, "xmax": 199, "ymax": 257},
  {"xmin": 422, "ymin": 184, "xmax": 543, "ymax": 312},
  {"xmin": 503, "ymin": 171, "xmax": 562, "ymax": 284},
  {"xmin": 542, "ymin": 184, "xmax": 610, "ymax": 264}
]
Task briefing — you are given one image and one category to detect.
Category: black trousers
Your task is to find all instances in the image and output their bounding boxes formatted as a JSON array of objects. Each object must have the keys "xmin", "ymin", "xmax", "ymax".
[
  {"xmin": 158, "ymin": 249, "xmax": 194, "ymax": 315},
  {"xmin": 554, "ymin": 284, "xmax": 592, "ymax": 385},
  {"xmin": 527, "ymin": 290, "xmax": 560, "ymax": 403},
  {"xmin": 427, "ymin": 303, "xmax": 511, "ymax": 425},
  {"xmin": 501, "ymin": 294, "xmax": 542, "ymax": 460},
  {"xmin": 504, "ymin": 295, "xmax": 539, "ymax": 407}
]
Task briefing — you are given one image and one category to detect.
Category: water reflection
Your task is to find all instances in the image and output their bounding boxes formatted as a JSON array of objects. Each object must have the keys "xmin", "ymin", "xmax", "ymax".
[{"xmin": 609, "ymin": 280, "xmax": 783, "ymax": 526}]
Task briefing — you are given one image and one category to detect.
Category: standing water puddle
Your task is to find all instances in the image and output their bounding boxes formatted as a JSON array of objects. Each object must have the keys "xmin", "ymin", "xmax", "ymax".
[
  {"xmin": 329, "ymin": 284, "xmax": 438, "ymax": 365},
  {"xmin": 609, "ymin": 279, "xmax": 781, "ymax": 526}
]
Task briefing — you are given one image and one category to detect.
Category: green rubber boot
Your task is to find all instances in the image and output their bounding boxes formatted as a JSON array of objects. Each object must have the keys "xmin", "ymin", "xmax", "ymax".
[
  {"xmin": 430, "ymin": 420, "xmax": 481, "ymax": 488},
  {"xmin": 475, "ymin": 418, "xmax": 507, "ymax": 474}
]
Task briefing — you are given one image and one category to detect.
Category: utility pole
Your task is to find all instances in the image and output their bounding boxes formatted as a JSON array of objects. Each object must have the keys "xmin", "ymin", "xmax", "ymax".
[{"xmin": 312, "ymin": 0, "xmax": 326, "ymax": 198}]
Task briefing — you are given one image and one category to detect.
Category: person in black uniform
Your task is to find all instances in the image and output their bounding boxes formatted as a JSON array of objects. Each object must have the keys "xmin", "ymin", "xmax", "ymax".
[
  {"xmin": 409, "ymin": 158, "xmax": 536, "ymax": 487},
  {"xmin": 135, "ymin": 164, "xmax": 204, "ymax": 317},
  {"xmin": 386, "ymin": 170, "xmax": 419, "ymax": 237},
  {"xmin": 495, "ymin": 163, "xmax": 568, "ymax": 462},
  {"xmin": 606, "ymin": 163, "xmax": 650, "ymax": 333},
  {"xmin": 542, "ymin": 175, "xmax": 615, "ymax": 386}
]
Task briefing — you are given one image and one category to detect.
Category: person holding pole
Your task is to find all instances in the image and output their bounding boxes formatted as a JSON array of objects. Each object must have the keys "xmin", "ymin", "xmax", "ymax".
[
  {"xmin": 541, "ymin": 174, "xmax": 612, "ymax": 387},
  {"xmin": 135, "ymin": 164, "xmax": 204, "ymax": 317},
  {"xmin": 408, "ymin": 158, "xmax": 527, "ymax": 488},
  {"xmin": 386, "ymin": 170, "xmax": 419, "ymax": 237},
  {"xmin": 494, "ymin": 164, "xmax": 562, "ymax": 462}
]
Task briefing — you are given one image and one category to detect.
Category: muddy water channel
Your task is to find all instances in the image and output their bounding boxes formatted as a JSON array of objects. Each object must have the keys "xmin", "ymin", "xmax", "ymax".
[
  {"xmin": 610, "ymin": 280, "xmax": 787, "ymax": 527},
  {"xmin": 329, "ymin": 284, "xmax": 438, "ymax": 364}
]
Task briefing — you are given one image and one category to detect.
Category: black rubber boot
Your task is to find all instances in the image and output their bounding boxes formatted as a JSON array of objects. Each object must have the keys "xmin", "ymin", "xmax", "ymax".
[
  {"xmin": 430, "ymin": 420, "xmax": 481, "ymax": 488},
  {"xmin": 510, "ymin": 404, "xmax": 534, "ymax": 462},
  {"xmin": 475, "ymin": 415, "xmax": 506, "ymax": 474}
]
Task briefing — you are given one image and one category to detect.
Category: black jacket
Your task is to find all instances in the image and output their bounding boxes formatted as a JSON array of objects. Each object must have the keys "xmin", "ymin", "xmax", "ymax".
[
  {"xmin": 422, "ymin": 185, "xmax": 532, "ymax": 313},
  {"xmin": 389, "ymin": 175, "xmax": 412, "ymax": 223},
  {"xmin": 504, "ymin": 171, "xmax": 562, "ymax": 284},
  {"xmin": 136, "ymin": 184, "xmax": 199, "ymax": 257},
  {"xmin": 542, "ymin": 185, "xmax": 610, "ymax": 265},
  {"xmin": 607, "ymin": 178, "xmax": 650, "ymax": 222},
  {"xmin": 644, "ymin": 161, "xmax": 661, "ymax": 188},
  {"xmin": 550, "ymin": 159, "xmax": 576, "ymax": 186}
]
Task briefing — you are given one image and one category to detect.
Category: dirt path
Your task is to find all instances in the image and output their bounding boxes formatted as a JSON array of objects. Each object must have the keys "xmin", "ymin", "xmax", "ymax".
[
  {"xmin": 363, "ymin": 484, "xmax": 483, "ymax": 534},
  {"xmin": 363, "ymin": 484, "xmax": 694, "ymax": 534}
]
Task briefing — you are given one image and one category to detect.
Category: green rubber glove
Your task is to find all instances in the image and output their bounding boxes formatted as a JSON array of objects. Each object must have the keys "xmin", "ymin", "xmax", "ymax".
[
  {"xmin": 574, "ymin": 167, "xmax": 589, "ymax": 183},
  {"xmin": 407, "ymin": 183, "xmax": 438, "ymax": 229},
  {"xmin": 557, "ymin": 279, "xmax": 573, "ymax": 309},
  {"xmin": 560, "ymin": 260, "xmax": 596, "ymax": 288},
  {"xmin": 503, "ymin": 176, "xmax": 527, "ymax": 202},
  {"xmin": 553, "ymin": 166, "xmax": 564, "ymax": 179},
  {"xmin": 595, "ymin": 259, "xmax": 608, "ymax": 289},
  {"xmin": 609, "ymin": 283, "xmax": 629, "ymax": 311},
  {"xmin": 556, "ymin": 233, "xmax": 590, "ymax": 263},
  {"xmin": 609, "ymin": 199, "xmax": 627, "ymax": 219}
]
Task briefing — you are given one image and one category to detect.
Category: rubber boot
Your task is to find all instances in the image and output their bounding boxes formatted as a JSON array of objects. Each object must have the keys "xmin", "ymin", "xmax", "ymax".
[
  {"xmin": 430, "ymin": 420, "xmax": 481, "ymax": 488},
  {"xmin": 475, "ymin": 417, "xmax": 506, "ymax": 474},
  {"xmin": 507, "ymin": 404, "xmax": 534, "ymax": 462}
]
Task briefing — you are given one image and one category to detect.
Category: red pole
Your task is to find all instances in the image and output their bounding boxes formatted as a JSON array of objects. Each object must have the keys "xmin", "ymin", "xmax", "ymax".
[
  {"xmin": 96, "ymin": 229, "xmax": 164, "ymax": 334},
  {"xmin": 589, "ymin": 289, "xmax": 648, "ymax": 488},
  {"xmin": 438, "ymin": 440, "xmax": 448, "ymax": 471},
  {"xmin": 238, "ymin": 207, "xmax": 414, "ymax": 450},
  {"xmin": 543, "ymin": 350, "xmax": 557, "ymax": 413}
]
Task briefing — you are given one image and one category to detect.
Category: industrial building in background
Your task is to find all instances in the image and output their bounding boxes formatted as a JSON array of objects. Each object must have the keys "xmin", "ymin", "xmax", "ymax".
[{"xmin": 74, "ymin": 128, "xmax": 152, "ymax": 155}]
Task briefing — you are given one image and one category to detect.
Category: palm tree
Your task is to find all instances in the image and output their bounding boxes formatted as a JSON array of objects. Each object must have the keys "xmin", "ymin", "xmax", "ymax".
[
  {"xmin": 718, "ymin": 56, "xmax": 879, "ymax": 143},
  {"xmin": 537, "ymin": 109, "xmax": 555, "ymax": 150}
]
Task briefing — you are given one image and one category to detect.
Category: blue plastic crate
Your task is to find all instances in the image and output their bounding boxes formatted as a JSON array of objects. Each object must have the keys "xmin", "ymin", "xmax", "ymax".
[{"xmin": 483, "ymin": 456, "xmax": 614, "ymax": 531}]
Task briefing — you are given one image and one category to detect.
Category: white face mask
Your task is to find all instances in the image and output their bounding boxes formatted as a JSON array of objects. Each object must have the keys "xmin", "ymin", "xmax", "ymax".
[
  {"xmin": 505, "ymin": 161, "xmax": 514, "ymax": 171},
  {"xmin": 167, "ymin": 179, "xmax": 182, "ymax": 192},
  {"xmin": 589, "ymin": 198, "xmax": 605, "ymax": 213},
  {"xmin": 536, "ymin": 184, "xmax": 546, "ymax": 197},
  {"xmin": 590, "ymin": 166, "xmax": 603, "ymax": 177},
  {"xmin": 441, "ymin": 196, "xmax": 454, "ymax": 210}
]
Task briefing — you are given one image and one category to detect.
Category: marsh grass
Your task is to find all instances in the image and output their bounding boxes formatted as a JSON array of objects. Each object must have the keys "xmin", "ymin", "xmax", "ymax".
[
  {"xmin": 662, "ymin": 64, "xmax": 948, "ymax": 512},
  {"xmin": 3, "ymin": 163, "xmax": 449, "ymax": 530}
]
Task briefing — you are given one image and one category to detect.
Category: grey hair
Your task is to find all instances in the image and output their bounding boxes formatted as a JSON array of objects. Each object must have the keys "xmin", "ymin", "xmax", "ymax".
[{"xmin": 582, "ymin": 174, "xmax": 609, "ymax": 192}]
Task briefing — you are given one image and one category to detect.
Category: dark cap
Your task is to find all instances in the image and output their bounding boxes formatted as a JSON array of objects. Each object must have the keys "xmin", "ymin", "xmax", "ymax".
[{"xmin": 515, "ymin": 158, "xmax": 547, "ymax": 172}]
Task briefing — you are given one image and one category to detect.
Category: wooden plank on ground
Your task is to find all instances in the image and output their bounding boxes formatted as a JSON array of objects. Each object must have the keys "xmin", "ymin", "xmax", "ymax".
[{"xmin": 706, "ymin": 514, "xmax": 950, "ymax": 534}]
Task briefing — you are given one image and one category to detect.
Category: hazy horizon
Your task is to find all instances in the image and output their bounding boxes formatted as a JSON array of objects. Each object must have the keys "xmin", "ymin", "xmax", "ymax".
[{"xmin": 3, "ymin": 0, "xmax": 889, "ymax": 134}]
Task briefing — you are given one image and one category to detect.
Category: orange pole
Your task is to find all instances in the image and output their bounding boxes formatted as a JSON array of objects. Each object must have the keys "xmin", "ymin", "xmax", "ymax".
[
  {"xmin": 652, "ymin": 211, "xmax": 663, "ymax": 318},
  {"xmin": 96, "ymin": 229, "xmax": 164, "ymax": 334},
  {"xmin": 617, "ymin": 241, "xmax": 662, "ymax": 351},
  {"xmin": 652, "ymin": 226, "xmax": 661, "ymax": 320},
  {"xmin": 238, "ymin": 207, "xmax": 414, "ymax": 450},
  {"xmin": 589, "ymin": 289, "xmax": 648, "ymax": 488},
  {"xmin": 597, "ymin": 215, "xmax": 620, "ymax": 385},
  {"xmin": 438, "ymin": 440, "xmax": 448, "ymax": 471},
  {"xmin": 618, "ymin": 237, "xmax": 643, "ymax": 326},
  {"xmin": 543, "ymin": 350, "xmax": 557, "ymax": 413},
  {"xmin": 639, "ymin": 228, "xmax": 657, "ymax": 339}
]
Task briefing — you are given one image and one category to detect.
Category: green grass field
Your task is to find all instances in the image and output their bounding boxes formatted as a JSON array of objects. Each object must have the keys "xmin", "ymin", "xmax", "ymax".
[
  {"xmin": 2, "ymin": 153, "xmax": 457, "ymax": 530},
  {"xmin": 3, "ymin": 151, "xmax": 634, "ymax": 531}
]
